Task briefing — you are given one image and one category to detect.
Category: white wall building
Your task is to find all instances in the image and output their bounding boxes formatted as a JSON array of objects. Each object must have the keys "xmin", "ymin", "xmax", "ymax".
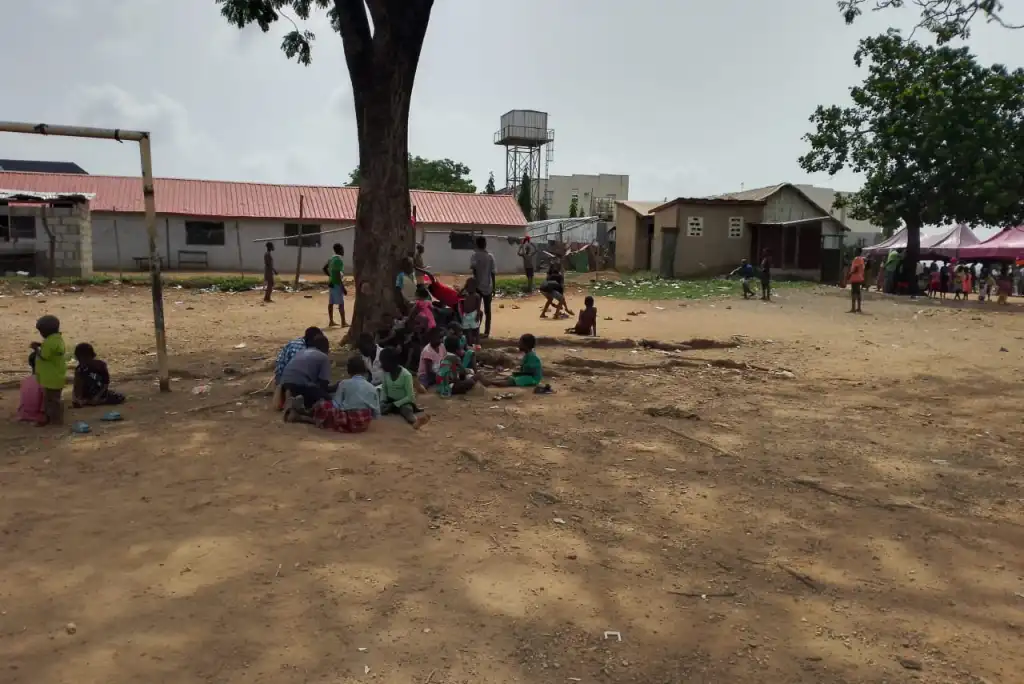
[
  {"xmin": 539, "ymin": 173, "xmax": 629, "ymax": 219},
  {"xmin": 0, "ymin": 172, "xmax": 528, "ymax": 275}
]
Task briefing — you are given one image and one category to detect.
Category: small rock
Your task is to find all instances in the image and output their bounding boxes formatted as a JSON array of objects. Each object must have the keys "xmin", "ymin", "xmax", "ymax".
[
  {"xmin": 530, "ymin": 489, "xmax": 560, "ymax": 505},
  {"xmin": 1000, "ymin": 347, "xmax": 1009, "ymax": 352},
  {"xmin": 566, "ymin": 553, "xmax": 578, "ymax": 560},
  {"xmin": 65, "ymin": 622, "xmax": 77, "ymax": 635},
  {"xmin": 897, "ymin": 657, "xmax": 923, "ymax": 671}
]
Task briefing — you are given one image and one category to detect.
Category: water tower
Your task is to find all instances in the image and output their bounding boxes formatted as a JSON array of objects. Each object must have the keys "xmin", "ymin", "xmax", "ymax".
[{"xmin": 493, "ymin": 110, "xmax": 554, "ymax": 216}]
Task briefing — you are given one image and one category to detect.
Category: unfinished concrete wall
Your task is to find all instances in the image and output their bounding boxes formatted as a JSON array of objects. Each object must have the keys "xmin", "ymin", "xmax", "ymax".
[{"xmin": 40, "ymin": 202, "xmax": 94, "ymax": 278}]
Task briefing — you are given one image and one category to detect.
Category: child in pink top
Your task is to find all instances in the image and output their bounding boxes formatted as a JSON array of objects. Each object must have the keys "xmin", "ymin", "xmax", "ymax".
[
  {"xmin": 412, "ymin": 285, "xmax": 436, "ymax": 330},
  {"xmin": 18, "ymin": 352, "xmax": 45, "ymax": 424}
]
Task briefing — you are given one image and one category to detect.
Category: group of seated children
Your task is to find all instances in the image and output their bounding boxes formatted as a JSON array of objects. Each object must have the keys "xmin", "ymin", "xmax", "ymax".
[
  {"xmin": 273, "ymin": 318, "xmax": 547, "ymax": 434},
  {"xmin": 18, "ymin": 315, "xmax": 125, "ymax": 426}
]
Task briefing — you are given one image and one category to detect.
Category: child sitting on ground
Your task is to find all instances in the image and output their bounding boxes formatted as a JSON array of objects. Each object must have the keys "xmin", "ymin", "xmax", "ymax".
[
  {"xmin": 281, "ymin": 335, "xmax": 335, "ymax": 417},
  {"xmin": 417, "ymin": 326, "xmax": 446, "ymax": 389},
  {"xmin": 459, "ymin": 277, "xmax": 482, "ymax": 345},
  {"xmin": 31, "ymin": 315, "xmax": 66, "ymax": 426},
  {"xmin": 72, "ymin": 343, "xmax": 126, "ymax": 408},
  {"xmin": 567, "ymin": 296, "xmax": 598, "ymax": 336},
  {"xmin": 17, "ymin": 352, "xmax": 44, "ymax": 423},
  {"xmin": 296, "ymin": 356, "xmax": 380, "ymax": 433},
  {"xmin": 481, "ymin": 333, "xmax": 548, "ymax": 390},
  {"xmin": 447, "ymin": 321, "xmax": 475, "ymax": 371},
  {"xmin": 356, "ymin": 332, "xmax": 385, "ymax": 385},
  {"xmin": 437, "ymin": 335, "xmax": 478, "ymax": 397},
  {"xmin": 380, "ymin": 347, "xmax": 430, "ymax": 429}
]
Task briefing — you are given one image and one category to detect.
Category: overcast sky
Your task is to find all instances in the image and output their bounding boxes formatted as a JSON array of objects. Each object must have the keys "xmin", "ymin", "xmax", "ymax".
[{"xmin": 2, "ymin": 0, "xmax": 1022, "ymax": 202}]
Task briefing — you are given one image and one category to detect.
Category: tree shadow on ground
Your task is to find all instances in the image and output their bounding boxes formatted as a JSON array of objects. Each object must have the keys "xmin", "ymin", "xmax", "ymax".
[{"xmin": 1, "ymin": 342, "xmax": 1022, "ymax": 684}]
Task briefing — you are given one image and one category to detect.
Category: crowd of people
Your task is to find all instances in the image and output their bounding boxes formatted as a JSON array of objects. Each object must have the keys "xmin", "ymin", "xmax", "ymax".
[{"xmin": 17, "ymin": 315, "xmax": 125, "ymax": 427}]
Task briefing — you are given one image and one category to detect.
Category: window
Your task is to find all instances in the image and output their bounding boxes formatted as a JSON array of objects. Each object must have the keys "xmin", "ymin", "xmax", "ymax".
[
  {"xmin": 0, "ymin": 215, "xmax": 36, "ymax": 240},
  {"xmin": 284, "ymin": 223, "xmax": 321, "ymax": 247},
  {"xmin": 728, "ymin": 217, "xmax": 744, "ymax": 239},
  {"xmin": 184, "ymin": 220, "xmax": 226, "ymax": 246},
  {"xmin": 449, "ymin": 231, "xmax": 478, "ymax": 250},
  {"xmin": 686, "ymin": 216, "xmax": 704, "ymax": 237},
  {"xmin": 570, "ymin": 190, "xmax": 579, "ymax": 202}
]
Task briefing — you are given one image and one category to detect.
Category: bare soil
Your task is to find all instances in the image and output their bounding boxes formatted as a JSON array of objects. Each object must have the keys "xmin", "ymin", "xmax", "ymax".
[{"xmin": 1, "ymin": 281, "xmax": 1022, "ymax": 684}]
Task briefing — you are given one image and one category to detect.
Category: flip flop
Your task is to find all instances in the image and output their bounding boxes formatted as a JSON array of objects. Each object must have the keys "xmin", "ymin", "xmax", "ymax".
[
  {"xmin": 71, "ymin": 421, "xmax": 91, "ymax": 434},
  {"xmin": 101, "ymin": 411, "xmax": 123, "ymax": 422}
]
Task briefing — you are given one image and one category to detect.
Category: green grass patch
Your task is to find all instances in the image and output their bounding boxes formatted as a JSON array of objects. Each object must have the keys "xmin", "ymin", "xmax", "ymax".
[
  {"xmin": 589, "ymin": 274, "xmax": 817, "ymax": 300},
  {"xmin": 493, "ymin": 276, "xmax": 528, "ymax": 297}
]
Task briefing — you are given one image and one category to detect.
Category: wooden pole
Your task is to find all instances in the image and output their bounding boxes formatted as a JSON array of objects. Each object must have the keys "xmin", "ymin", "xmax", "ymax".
[
  {"xmin": 251, "ymin": 224, "xmax": 351, "ymax": 242},
  {"xmin": 113, "ymin": 217, "xmax": 123, "ymax": 280},
  {"xmin": 235, "ymin": 220, "xmax": 244, "ymax": 278},
  {"xmin": 0, "ymin": 120, "xmax": 170, "ymax": 391},
  {"xmin": 139, "ymin": 135, "xmax": 170, "ymax": 392},
  {"xmin": 293, "ymin": 194, "xmax": 305, "ymax": 288}
]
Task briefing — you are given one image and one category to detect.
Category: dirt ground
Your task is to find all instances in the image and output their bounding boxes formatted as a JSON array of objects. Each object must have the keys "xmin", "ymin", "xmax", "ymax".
[{"xmin": 1, "ymin": 280, "xmax": 1022, "ymax": 684}]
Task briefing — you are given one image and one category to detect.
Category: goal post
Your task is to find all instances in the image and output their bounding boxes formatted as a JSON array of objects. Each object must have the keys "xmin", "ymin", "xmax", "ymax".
[{"xmin": 0, "ymin": 121, "xmax": 170, "ymax": 392}]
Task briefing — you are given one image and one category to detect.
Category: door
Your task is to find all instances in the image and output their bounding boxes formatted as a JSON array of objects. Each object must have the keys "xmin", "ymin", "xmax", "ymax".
[{"xmin": 659, "ymin": 228, "xmax": 678, "ymax": 278}]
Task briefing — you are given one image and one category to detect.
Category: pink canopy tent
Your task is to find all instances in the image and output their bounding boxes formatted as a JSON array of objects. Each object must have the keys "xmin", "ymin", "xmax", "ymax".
[
  {"xmin": 957, "ymin": 226, "xmax": 1024, "ymax": 260},
  {"xmin": 863, "ymin": 227, "xmax": 907, "ymax": 256},
  {"xmin": 921, "ymin": 224, "xmax": 980, "ymax": 259},
  {"xmin": 863, "ymin": 224, "xmax": 979, "ymax": 259}
]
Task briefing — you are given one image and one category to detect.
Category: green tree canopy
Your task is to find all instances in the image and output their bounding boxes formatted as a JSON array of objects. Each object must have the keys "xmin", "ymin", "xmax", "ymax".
[
  {"xmin": 568, "ymin": 196, "xmax": 578, "ymax": 218},
  {"xmin": 517, "ymin": 173, "xmax": 533, "ymax": 221},
  {"xmin": 347, "ymin": 156, "xmax": 476, "ymax": 193},
  {"xmin": 484, "ymin": 172, "xmax": 496, "ymax": 194},
  {"xmin": 839, "ymin": 0, "xmax": 1023, "ymax": 43},
  {"xmin": 535, "ymin": 203, "xmax": 549, "ymax": 221},
  {"xmin": 799, "ymin": 30, "xmax": 1024, "ymax": 286}
]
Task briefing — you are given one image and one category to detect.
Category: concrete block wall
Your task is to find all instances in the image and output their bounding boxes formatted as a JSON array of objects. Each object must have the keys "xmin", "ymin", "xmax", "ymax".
[{"xmin": 43, "ymin": 203, "xmax": 94, "ymax": 278}]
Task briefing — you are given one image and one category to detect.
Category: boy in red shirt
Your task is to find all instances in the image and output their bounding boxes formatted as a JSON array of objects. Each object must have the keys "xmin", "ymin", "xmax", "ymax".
[{"xmin": 847, "ymin": 247, "xmax": 866, "ymax": 313}]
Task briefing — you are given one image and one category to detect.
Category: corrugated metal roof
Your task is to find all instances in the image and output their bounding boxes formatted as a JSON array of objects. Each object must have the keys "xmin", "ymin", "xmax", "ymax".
[
  {"xmin": 0, "ymin": 171, "xmax": 526, "ymax": 227},
  {"xmin": 709, "ymin": 183, "xmax": 787, "ymax": 202},
  {"xmin": 793, "ymin": 184, "xmax": 883, "ymax": 236},
  {"xmin": 0, "ymin": 189, "xmax": 95, "ymax": 202},
  {"xmin": 0, "ymin": 159, "xmax": 88, "ymax": 174},
  {"xmin": 615, "ymin": 200, "xmax": 662, "ymax": 216}
]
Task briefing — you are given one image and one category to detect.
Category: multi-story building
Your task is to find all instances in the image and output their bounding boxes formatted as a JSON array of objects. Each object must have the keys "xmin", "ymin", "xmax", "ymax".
[{"xmin": 539, "ymin": 173, "xmax": 628, "ymax": 219}]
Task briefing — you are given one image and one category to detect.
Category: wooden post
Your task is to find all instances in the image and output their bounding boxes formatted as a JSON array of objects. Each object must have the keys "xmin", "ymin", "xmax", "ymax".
[
  {"xmin": 139, "ymin": 135, "xmax": 170, "ymax": 392},
  {"xmin": 40, "ymin": 206, "xmax": 56, "ymax": 283},
  {"xmin": 235, "ymin": 220, "xmax": 244, "ymax": 278},
  {"xmin": 113, "ymin": 217, "xmax": 123, "ymax": 280},
  {"xmin": 293, "ymin": 194, "xmax": 305, "ymax": 288}
]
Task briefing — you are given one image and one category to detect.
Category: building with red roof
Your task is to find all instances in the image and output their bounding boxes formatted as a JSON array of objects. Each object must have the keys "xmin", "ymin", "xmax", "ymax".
[{"xmin": 0, "ymin": 171, "xmax": 527, "ymax": 274}]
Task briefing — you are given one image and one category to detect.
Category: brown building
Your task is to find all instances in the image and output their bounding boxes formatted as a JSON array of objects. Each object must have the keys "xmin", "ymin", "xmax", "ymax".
[{"xmin": 614, "ymin": 183, "xmax": 850, "ymax": 282}]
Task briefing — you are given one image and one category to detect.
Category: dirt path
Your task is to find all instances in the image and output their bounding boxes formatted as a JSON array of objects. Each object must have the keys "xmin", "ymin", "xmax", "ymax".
[{"xmin": 1, "ymin": 283, "xmax": 1022, "ymax": 684}]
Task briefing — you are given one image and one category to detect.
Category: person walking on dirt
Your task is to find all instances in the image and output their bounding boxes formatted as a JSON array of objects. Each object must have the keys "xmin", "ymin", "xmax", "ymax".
[
  {"xmin": 470, "ymin": 237, "xmax": 496, "ymax": 338},
  {"xmin": 847, "ymin": 247, "xmax": 866, "ymax": 313},
  {"xmin": 759, "ymin": 250, "xmax": 773, "ymax": 301},
  {"xmin": 730, "ymin": 258, "xmax": 755, "ymax": 299},
  {"xmin": 263, "ymin": 242, "xmax": 278, "ymax": 303}
]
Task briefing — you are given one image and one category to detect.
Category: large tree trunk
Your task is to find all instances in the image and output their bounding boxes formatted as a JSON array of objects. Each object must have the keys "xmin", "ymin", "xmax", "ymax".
[
  {"xmin": 902, "ymin": 216, "xmax": 922, "ymax": 295},
  {"xmin": 335, "ymin": 0, "xmax": 434, "ymax": 342}
]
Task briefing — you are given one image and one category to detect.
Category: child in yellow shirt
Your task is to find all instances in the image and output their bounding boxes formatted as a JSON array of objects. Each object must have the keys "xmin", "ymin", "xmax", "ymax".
[{"xmin": 31, "ymin": 315, "xmax": 66, "ymax": 426}]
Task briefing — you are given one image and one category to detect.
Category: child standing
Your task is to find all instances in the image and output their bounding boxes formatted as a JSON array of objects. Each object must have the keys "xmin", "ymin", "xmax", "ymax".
[
  {"xmin": 72, "ymin": 343, "xmax": 126, "ymax": 408},
  {"xmin": 567, "ymin": 295, "xmax": 598, "ymax": 335},
  {"xmin": 17, "ymin": 353, "xmax": 44, "ymax": 423},
  {"xmin": 307, "ymin": 356, "xmax": 379, "ymax": 433},
  {"xmin": 928, "ymin": 264, "xmax": 940, "ymax": 298},
  {"xmin": 412, "ymin": 285, "xmax": 437, "ymax": 331},
  {"xmin": 32, "ymin": 315, "xmax": 66, "ymax": 426},
  {"xmin": 962, "ymin": 267, "xmax": 972, "ymax": 301},
  {"xmin": 997, "ymin": 269, "xmax": 1013, "ymax": 304},
  {"xmin": 263, "ymin": 243, "xmax": 277, "ymax": 303},
  {"xmin": 436, "ymin": 335, "xmax": 478, "ymax": 397},
  {"xmin": 460, "ymin": 277, "xmax": 482, "ymax": 345},
  {"xmin": 380, "ymin": 348, "xmax": 429, "ymax": 429}
]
